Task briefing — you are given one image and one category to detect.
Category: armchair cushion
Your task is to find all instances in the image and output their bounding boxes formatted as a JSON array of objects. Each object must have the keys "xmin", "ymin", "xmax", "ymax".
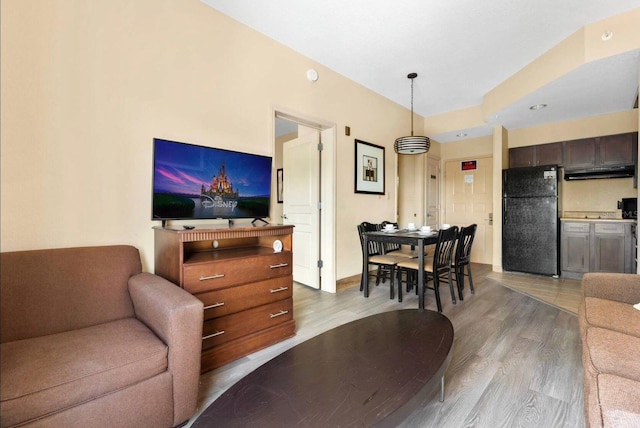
[
  {"xmin": 0, "ymin": 318, "xmax": 167, "ymax": 427},
  {"xmin": 584, "ymin": 297, "xmax": 640, "ymax": 337}
]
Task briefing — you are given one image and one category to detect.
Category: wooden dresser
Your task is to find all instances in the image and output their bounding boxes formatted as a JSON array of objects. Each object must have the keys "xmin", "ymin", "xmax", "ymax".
[{"xmin": 153, "ymin": 224, "xmax": 295, "ymax": 373}]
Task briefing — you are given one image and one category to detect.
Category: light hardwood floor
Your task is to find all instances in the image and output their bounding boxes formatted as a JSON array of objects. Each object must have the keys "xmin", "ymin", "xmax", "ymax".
[
  {"xmin": 186, "ymin": 264, "xmax": 585, "ymax": 427},
  {"xmin": 486, "ymin": 270, "xmax": 582, "ymax": 315}
]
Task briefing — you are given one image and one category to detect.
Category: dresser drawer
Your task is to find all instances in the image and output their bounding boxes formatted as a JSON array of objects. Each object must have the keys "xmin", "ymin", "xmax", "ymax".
[
  {"xmin": 198, "ymin": 276, "xmax": 293, "ymax": 320},
  {"xmin": 202, "ymin": 298, "xmax": 293, "ymax": 349},
  {"xmin": 563, "ymin": 222, "xmax": 590, "ymax": 233},
  {"xmin": 594, "ymin": 223, "xmax": 625, "ymax": 234},
  {"xmin": 183, "ymin": 252, "xmax": 292, "ymax": 293}
]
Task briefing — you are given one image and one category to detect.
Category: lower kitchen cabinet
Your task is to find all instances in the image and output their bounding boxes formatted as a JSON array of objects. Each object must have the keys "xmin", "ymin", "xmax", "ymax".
[
  {"xmin": 561, "ymin": 220, "xmax": 634, "ymax": 279},
  {"xmin": 561, "ymin": 222, "xmax": 590, "ymax": 276}
]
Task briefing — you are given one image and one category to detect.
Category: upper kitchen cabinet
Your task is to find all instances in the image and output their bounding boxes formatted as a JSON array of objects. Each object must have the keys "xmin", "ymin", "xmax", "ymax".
[
  {"xmin": 598, "ymin": 133, "xmax": 635, "ymax": 167},
  {"xmin": 563, "ymin": 133, "xmax": 636, "ymax": 170},
  {"xmin": 508, "ymin": 146, "xmax": 535, "ymax": 167},
  {"xmin": 510, "ymin": 133, "xmax": 638, "ymax": 185},
  {"xmin": 535, "ymin": 142, "xmax": 563, "ymax": 166},
  {"xmin": 563, "ymin": 138, "xmax": 597, "ymax": 169},
  {"xmin": 509, "ymin": 142, "xmax": 562, "ymax": 168}
]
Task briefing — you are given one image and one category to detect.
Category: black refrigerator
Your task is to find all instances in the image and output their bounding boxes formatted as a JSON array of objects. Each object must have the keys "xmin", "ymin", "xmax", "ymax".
[{"xmin": 502, "ymin": 165, "xmax": 560, "ymax": 276}]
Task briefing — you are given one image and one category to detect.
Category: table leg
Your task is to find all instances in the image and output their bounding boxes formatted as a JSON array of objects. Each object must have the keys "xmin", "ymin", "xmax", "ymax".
[
  {"xmin": 418, "ymin": 238, "xmax": 425, "ymax": 310},
  {"xmin": 363, "ymin": 235, "xmax": 370, "ymax": 298}
]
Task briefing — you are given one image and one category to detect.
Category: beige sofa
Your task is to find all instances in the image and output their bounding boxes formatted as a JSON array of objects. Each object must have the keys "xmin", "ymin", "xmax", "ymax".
[
  {"xmin": 579, "ymin": 273, "xmax": 640, "ymax": 427},
  {"xmin": 0, "ymin": 245, "xmax": 204, "ymax": 428}
]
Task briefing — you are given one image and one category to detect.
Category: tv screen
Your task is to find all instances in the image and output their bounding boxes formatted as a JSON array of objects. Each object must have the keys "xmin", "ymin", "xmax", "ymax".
[{"xmin": 152, "ymin": 138, "xmax": 272, "ymax": 221}]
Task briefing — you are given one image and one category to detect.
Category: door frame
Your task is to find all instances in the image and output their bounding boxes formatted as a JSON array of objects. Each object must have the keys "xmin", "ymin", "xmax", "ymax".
[{"xmin": 273, "ymin": 107, "xmax": 337, "ymax": 293}]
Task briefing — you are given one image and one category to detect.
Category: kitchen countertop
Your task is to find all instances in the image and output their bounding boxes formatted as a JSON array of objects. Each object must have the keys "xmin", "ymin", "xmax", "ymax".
[{"xmin": 560, "ymin": 217, "xmax": 636, "ymax": 223}]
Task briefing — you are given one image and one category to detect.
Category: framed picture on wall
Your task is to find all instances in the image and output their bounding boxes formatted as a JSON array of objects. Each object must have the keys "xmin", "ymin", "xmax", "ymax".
[{"xmin": 354, "ymin": 139, "xmax": 385, "ymax": 195}]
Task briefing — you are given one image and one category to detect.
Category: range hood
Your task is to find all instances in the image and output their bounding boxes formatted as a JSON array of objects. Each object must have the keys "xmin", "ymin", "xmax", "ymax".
[{"xmin": 563, "ymin": 165, "xmax": 635, "ymax": 180}]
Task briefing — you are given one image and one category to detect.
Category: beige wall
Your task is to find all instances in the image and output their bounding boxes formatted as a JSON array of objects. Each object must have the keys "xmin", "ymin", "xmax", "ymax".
[
  {"xmin": 0, "ymin": 0, "xmax": 411, "ymax": 281},
  {"xmin": 562, "ymin": 177, "xmax": 636, "ymax": 213},
  {"xmin": 439, "ymin": 135, "xmax": 493, "ymax": 160}
]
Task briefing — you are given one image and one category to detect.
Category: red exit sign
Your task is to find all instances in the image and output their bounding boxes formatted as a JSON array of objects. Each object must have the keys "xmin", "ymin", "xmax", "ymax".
[{"xmin": 461, "ymin": 160, "xmax": 477, "ymax": 171}]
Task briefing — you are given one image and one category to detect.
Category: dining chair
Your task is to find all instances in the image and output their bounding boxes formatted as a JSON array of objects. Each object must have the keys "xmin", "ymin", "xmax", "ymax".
[
  {"xmin": 379, "ymin": 221, "xmax": 419, "ymax": 258},
  {"xmin": 395, "ymin": 226, "xmax": 459, "ymax": 312},
  {"xmin": 357, "ymin": 222, "xmax": 406, "ymax": 299},
  {"xmin": 452, "ymin": 224, "xmax": 477, "ymax": 301}
]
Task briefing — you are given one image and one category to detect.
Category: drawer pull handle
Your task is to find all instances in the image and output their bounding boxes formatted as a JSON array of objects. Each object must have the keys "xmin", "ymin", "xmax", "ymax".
[
  {"xmin": 270, "ymin": 310, "xmax": 289, "ymax": 318},
  {"xmin": 203, "ymin": 302, "xmax": 225, "ymax": 310},
  {"xmin": 270, "ymin": 286, "xmax": 289, "ymax": 293},
  {"xmin": 270, "ymin": 263, "xmax": 289, "ymax": 269},
  {"xmin": 199, "ymin": 274, "xmax": 225, "ymax": 281},
  {"xmin": 202, "ymin": 330, "xmax": 225, "ymax": 340}
]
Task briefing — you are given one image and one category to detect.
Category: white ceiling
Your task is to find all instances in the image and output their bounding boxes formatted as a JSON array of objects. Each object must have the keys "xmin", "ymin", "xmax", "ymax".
[{"xmin": 202, "ymin": 1, "xmax": 640, "ymax": 142}]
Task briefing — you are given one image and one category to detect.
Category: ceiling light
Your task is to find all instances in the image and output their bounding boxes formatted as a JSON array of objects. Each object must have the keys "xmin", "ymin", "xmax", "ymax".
[
  {"xmin": 529, "ymin": 104, "xmax": 547, "ymax": 110},
  {"xmin": 394, "ymin": 73, "xmax": 430, "ymax": 155},
  {"xmin": 601, "ymin": 31, "xmax": 613, "ymax": 41},
  {"xmin": 456, "ymin": 132, "xmax": 468, "ymax": 138}
]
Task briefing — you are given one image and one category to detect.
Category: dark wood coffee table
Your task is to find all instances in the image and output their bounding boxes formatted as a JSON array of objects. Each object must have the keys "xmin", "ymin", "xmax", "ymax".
[{"xmin": 192, "ymin": 309, "xmax": 454, "ymax": 427}]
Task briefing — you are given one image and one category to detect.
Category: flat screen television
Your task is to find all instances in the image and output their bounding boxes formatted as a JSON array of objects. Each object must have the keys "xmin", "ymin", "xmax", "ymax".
[{"xmin": 152, "ymin": 138, "xmax": 272, "ymax": 224}]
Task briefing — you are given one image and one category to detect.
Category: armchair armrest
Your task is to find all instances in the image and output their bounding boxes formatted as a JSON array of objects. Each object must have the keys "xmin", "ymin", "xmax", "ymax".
[
  {"xmin": 129, "ymin": 273, "xmax": 203, "ymax": 427},
  {"xmin": 582, "ymin": 273, "xmax": 640, "ymax": 305}
]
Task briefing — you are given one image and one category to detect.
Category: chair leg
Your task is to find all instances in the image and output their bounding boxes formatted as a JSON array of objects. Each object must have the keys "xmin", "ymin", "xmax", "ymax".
[
  {"xmin": 389, "ymin": 266, "xmax": 395, "ymax": 300},
  {"xmin": 396, "ymin": 268, "xmax": 403, "ymax": 302},
  {"xmin": 432, "ymin": 275, "xmax": 443, "ymax": 312},
  {"xmin": 446, "ymin": 270, "xmax": 456, "ymax": 305},
  {"xmin": 467, "ymin": 264, "xmax": 475, "ymax": 294},
  {"xmin": 456, "ymin": 265, "xmax": 464, "ymax": 301}
]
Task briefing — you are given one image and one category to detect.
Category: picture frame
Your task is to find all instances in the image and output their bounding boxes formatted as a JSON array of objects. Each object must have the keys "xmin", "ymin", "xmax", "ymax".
[
  {"xmin": 277, "ymin": 168, "xmax": 284, "ymax": 203},
  {"xmin": 354, "ymin": 139, "xmax": 385, "ymax": 195}
]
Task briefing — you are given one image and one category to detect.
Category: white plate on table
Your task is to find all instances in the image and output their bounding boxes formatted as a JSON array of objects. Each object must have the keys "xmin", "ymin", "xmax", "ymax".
[
  {"xmin": 383, "ymin": 228, "xmax": 398, "ymax": 233},
  {"xmin": 417, "ymin": 230, "xmax": 434, "ymax": 235}
]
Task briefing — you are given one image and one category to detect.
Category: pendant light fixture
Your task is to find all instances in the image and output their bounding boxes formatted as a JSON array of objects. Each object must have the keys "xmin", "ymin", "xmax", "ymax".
[{"xmin": 394, "ymin": 73, "xmax": 430, "ymax": 155}]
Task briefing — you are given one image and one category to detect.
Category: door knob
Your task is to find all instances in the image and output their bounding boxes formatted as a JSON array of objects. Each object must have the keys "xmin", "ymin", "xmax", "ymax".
[{"xmin": 485, "ymin": 213, "xmax": 493, "ymax": 225}]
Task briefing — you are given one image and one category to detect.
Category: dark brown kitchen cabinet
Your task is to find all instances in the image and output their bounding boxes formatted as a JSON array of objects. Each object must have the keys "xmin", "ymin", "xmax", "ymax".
[
  {"xmin": 535, "ymin": 142, "xmax": 563, "ymax": 166},
  {"xmin": 563, "ymin": 138, "xmax": 597, "ymax": 169},
  {"xmin": 563, "ymin": 133, "xmax": 635, "ymax": 170},
  {"xmin": 508, "ymin": 142, "xmax": 562, "ymax": 168},
  {"xmin": 598, "ymin": 133, "xmax": 634, "ymax": 166},
  {"xmin": 508, "ymin": 146, "xmax": 535, "ymax": 168}
]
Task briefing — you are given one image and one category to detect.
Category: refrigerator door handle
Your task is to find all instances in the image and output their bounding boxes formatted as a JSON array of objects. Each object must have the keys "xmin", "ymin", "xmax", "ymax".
[{"xmin": 503, "ymin": 200, "xmax": 507, "ymax": 224}]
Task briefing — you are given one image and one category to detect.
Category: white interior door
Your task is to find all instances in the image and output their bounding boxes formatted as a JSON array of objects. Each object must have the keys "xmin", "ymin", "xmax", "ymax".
[
  {"xmin": 283, "ymin": 130, "xmax": 320, "ymax": 288},
  {"xmin": 444, "ymin": 157, "xmax": 494, "ymax": 264},
  {"xmin": 426, "ymin": 157, "xmax": 440, "ymax": 229}
]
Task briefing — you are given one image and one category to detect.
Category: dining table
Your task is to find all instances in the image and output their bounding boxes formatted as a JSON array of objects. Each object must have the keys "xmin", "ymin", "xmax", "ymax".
[{"xmin": 362, "ymin": 228, "xmax": 439, "ymax": 310}]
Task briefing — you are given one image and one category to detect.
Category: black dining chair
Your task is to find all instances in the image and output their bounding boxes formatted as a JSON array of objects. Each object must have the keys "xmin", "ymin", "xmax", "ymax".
[
  {"xmin": 452, "ymin": 224, "xmax": 477, "ymax": 301},
  {"xmin": 380, "ymin": 221, "xmax": 419, "ymax": 258},
  {"xmin": 395, "ymin": 226, "xmax": 459, "ymax": 312},
  {"xmin": 357, "ymin": 222, "xmax": 406, "ymax": 299}
]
